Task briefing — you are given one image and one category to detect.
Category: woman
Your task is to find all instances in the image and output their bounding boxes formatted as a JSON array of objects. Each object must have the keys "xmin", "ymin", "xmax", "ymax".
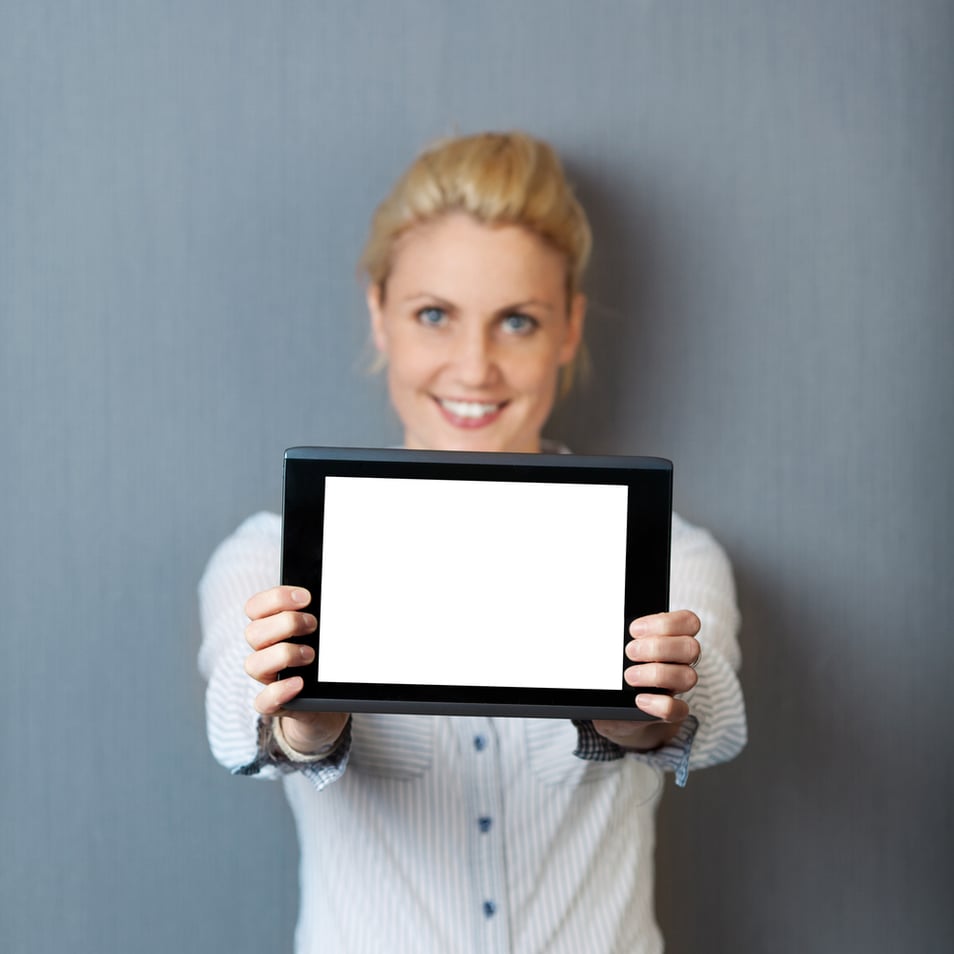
[{"xmin": 199, "ymin": 131, "xmax": 746, "ymax": 953}]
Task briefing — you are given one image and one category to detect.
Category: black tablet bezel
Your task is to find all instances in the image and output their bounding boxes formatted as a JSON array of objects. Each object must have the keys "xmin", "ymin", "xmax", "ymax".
[{"xmin": 280, "ymin": 447, "xmax": 672, "ymax": 720}]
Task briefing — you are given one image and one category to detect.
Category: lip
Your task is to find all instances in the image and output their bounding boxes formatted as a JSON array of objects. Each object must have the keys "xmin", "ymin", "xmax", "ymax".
[{"xmin": 433, "ymin": 396, "xmax": 508, "ymax": 429}]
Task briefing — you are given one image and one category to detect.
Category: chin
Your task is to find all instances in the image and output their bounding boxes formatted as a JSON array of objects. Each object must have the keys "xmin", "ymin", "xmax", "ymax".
[
  {"xmin": 461, "ymin": 433, "xmax": 537, "ymax": 454},
  {"xmin": 446, "ymin": 434, "xmax": 510, "ymax": 453},
  {"xmin": 412, "ymin": 430, "xmax": 520, "ymax": 454}
]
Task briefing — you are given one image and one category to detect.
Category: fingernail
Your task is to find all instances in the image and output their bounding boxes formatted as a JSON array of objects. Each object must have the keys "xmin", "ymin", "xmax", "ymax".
[{"xmin": 291, "ymin": 589, "xmax": 309, "ymax": 604}]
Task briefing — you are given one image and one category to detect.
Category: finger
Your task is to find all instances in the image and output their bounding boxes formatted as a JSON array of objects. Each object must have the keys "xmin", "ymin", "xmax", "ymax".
[
  {"xmin": 245, "ymin": 642, "xmax": 316, "ymax": 685},
  {"xmin": 624, "ymin": 662, "xmax": 698, "ymax": 694},
  {"xmin": 254, "ymin": 675, "xmax": 305, "ymax": 716},
  {"xmin": 626, "ymin": 634, "xmax": 701, "ymax": 666},
  {"xmin": 245, "ymin": 585, "xmax": 311, "ymax": 621},
  {"xmin": 635, "ymin": 693, "xmax": 691, "ymax": 723},
  {"xmin": 628, "ymin": 610, "xmax": 700, "ymax": 639},
  {"xmin": 245, "ymin": 610, "xmax": 317, "ymax": 651}
]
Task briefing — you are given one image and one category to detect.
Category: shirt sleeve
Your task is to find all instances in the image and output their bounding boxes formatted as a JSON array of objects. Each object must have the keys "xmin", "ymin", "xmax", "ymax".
[
  {"xmin": 197, "ymin": 512, "xmax": 351, "ymax": 791},
  {"xmin": 572, "ymin": 513, "xmax": 747, "ymax": 787}
]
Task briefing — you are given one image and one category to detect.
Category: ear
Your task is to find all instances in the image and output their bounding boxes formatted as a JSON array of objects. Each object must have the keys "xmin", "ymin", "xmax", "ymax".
[
  {"xmin": 367, "ymin": 283, "xmax": 388, "ymax": 354},
  {"xmin": 558, "ymin": 292, "xmax": 587, "ymax": 366}
]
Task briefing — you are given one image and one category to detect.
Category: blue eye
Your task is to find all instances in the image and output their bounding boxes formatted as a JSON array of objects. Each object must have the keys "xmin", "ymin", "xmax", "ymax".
[
  {"xmin": 417, "ymin": 306, "xmax": 447, "ymax": 327},
  {"xmin": 501, "ymin": 313, "xmax": 537, "ymax": 335}
]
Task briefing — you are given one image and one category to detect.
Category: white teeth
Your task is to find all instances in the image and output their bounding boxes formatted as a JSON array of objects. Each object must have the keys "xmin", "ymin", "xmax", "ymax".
[{"xmin": 439, "ymin": 399, "xmax": 502, "ymax": 418}]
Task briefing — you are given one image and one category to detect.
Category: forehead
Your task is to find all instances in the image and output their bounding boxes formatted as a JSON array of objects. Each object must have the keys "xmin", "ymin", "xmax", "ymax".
[{"xmin": 387, "ymin": 213, "xmax": 568, "ymax": 302}]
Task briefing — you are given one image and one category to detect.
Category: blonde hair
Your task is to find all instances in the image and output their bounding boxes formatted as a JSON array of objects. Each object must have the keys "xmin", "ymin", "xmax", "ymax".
[
  {"xmin": 360, "ymin": 131, "xmax": 592, "ymax": 390},
  {"xmin": 362, "ymin": 131, "xmax": 591, "ymax": 295}
]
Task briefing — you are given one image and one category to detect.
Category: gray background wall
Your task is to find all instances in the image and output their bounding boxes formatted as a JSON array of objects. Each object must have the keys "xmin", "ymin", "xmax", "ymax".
[{"xmin": 2, "ymin": 2, "xmax": 951, "ymax": 952}]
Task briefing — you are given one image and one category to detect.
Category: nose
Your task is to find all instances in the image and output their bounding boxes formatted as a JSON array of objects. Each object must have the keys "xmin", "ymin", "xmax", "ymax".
[{"xmin": 451, "ymin": 326, "xmax": 499, "ymax": 388}]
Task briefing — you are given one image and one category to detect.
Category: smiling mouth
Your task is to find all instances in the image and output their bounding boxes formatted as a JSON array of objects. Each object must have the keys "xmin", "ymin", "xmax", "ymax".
[{"xmin": 434, "ymin": 397, "xmax": 508, "ymax": 428}]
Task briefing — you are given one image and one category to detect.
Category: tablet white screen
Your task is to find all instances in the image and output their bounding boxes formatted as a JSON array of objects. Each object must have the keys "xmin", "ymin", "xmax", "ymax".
[{"xmin": 317, "ymin": 476, "xmax": 628, "ymax": 691}]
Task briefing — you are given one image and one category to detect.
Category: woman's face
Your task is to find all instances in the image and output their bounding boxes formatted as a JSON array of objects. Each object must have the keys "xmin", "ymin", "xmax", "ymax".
[{"xmin": 368, "ymin": 213, "xmax": 585, "ymax": 453}]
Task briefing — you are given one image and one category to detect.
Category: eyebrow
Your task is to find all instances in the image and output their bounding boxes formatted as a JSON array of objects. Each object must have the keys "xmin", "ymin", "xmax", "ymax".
[
  {"xmin": 401, "ymin": 292, "xmax": 454, "ymax": 307},
  {"xmin": 401, "ymin": 292, "xmax": 557, "ymax": 314}
]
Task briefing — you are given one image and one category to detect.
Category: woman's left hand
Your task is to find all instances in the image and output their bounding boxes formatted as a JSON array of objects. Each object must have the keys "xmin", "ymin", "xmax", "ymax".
[{"xmin": 592, "ymin": 609, "xmax": 701, "ymax": 752}]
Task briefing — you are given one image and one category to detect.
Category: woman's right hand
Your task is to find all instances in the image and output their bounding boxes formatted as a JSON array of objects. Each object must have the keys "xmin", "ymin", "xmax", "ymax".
[{"xmin": 244, "ymin": 586, "xmax": 350, "ymax": 756}]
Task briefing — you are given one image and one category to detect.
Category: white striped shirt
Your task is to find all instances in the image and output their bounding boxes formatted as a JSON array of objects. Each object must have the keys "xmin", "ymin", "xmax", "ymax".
[{"xmin": 198, "ymin": 510, "xmax": 746, "ymax": 953}]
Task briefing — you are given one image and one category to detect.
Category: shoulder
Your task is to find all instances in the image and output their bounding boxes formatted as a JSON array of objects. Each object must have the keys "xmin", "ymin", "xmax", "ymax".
[
  {"xmin": 669, "ymin": 511, "xmax": 739, "ymax": 617},
  {"xmin": 198, "ymin": 511, "xmax": 282, "ymax": 595},
  {"xmin": 212, "ymin": 510, "xmax": 282, "ymax": 560},
  {"xmin": 671, "ymin": 511, "xmax": 727, "ymax": 562},
  {"xmin": 670, "ymin": 511, "xmax": 735, "ymax": 586},
  {"xmin": 232, "ymin": 510, "xmax": 282, "ymax": 544}
]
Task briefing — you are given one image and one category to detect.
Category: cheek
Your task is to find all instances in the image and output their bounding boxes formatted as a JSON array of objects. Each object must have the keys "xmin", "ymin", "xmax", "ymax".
[
  {"xmin": 507, "ymin": 345, "xmax": 563, "ymax": 396},
  {"xmin": 385, "ymin": 335, "xmax": 438, "ymax": 388}
]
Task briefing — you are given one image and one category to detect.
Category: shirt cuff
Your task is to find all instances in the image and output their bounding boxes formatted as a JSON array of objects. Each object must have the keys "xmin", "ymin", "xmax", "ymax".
[
  {"xmin": 571, "ymin": 719, "xmax": 626, "ymax": 761},
  {"xmin": 248, "ymin": 714, "xmax": 353, "ymax": 790},
  {"xmin": 268, "ymin": 715, "xmax": 346, "ymax": 762},
  {"xmin": 572, "ymin": 715, "xmax": 699, "ymax": 788}
]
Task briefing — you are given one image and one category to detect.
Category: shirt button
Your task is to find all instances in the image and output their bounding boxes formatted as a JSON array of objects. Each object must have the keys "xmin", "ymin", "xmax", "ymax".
[
  {"xmin": 473, "ymin": 735, "xmax": 487, "ymax": 752},
  {"xmin": 478, "ymin": 816, "xmax": 492, "ymax": 833},
  {"xmin": 483, "ymin": 900, "xmax": 497, "ymax": 918}
]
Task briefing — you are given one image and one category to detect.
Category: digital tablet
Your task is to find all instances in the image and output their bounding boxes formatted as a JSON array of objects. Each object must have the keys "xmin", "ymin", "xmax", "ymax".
[{"xmin": 280, "ymin": 447, "xmax": 672, "ymax": 720}]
